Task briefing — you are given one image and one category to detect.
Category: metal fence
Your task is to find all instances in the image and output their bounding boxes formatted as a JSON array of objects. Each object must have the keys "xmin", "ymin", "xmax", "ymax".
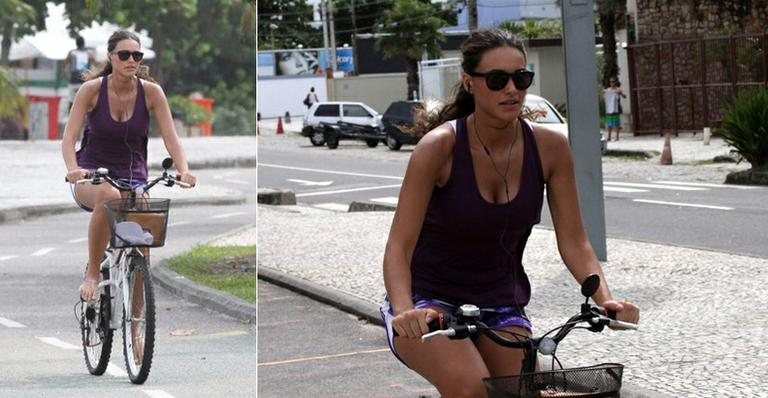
[{"xmin": 627, "ymin": 34, "xmax": 768, "ymax": 135}]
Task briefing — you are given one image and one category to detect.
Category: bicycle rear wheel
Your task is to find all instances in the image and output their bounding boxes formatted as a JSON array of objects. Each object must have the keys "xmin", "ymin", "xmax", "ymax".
[
  {"xmin": 122, "ymin": 255, "xmax": 156, "ymax": 384},
  {"xmin": 81, "ymin": 265, "xmax": 114, "ymax": 375}
]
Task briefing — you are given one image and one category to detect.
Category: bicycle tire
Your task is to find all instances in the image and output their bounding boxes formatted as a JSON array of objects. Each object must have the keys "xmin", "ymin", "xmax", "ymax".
[
  {"xmin": 122, "ymin": 255, "xmax": 156, "ymax": 384},
  {"xmin": 81, "ymin": 264, "xmax": 114, "ymax": 375}
]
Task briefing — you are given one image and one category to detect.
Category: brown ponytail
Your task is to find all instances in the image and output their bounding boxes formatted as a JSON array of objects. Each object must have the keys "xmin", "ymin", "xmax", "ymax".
[{"xmin": 83, "ymin": 30, "xmax": 156, "ymax": 83}]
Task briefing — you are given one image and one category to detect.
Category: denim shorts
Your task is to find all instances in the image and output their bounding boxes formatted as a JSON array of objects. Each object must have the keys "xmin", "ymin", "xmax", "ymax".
[
  {"xmin": 70, "ymin": 176, "xmax": 146, "ymax": 212},
  {"xmin": 379, "ymin": 294, "xmax": 532, "ymax": 367}
]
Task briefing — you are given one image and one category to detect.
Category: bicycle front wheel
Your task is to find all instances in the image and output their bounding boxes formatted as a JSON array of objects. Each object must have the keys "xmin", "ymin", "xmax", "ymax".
[
  {"xmin": 122, "ymin": 255, "xmax": 156, "ymax": 384},
  {"xmin": 81, "ymin": 265, "xmax": 114, "ymax": 375}
]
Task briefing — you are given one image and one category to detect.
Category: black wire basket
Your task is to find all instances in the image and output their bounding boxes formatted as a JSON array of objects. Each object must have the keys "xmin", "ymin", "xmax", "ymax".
[
  {"xmin": 483, "ymin": 363, "xmax": 624, "ymax": 398},
  {"xmin": 105, "ymin": 198, "xmax": 170, "ymax": 248}
]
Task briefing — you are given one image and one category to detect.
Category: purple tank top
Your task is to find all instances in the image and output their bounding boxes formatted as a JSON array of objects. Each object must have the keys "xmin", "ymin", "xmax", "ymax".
[
  {"xmin": 76, "ymin": 76, "xmax": 149, "ymax": 182},
  {"xmin": 410, "ymin": 116, "xmax": 545, "ymax": 308}
]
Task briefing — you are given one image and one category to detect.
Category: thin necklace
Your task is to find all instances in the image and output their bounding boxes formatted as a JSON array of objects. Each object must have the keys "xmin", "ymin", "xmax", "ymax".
[{"xmin": 473, "ymin": 114, "xmax": 519, "ymax": 201}]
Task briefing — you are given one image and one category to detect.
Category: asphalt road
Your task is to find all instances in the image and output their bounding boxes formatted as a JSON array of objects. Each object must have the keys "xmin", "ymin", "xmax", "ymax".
[
  {"xmin": 0, "ymin": 168, "xmax": 256, "ymax": 397},
  {"xmin": 259, "ymin": 151, "xmax": 768, "ymax": 258},
  {"xmin": 258, "ymin": 280, "xmax": 437, "ymax": 398}
]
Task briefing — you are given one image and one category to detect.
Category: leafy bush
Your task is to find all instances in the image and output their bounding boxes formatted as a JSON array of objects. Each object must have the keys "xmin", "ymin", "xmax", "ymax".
[
  {"xmin": 212, "ymin": 105, "xmax": 254, "ymax": 136},
  {"xmin": 168, "ymin": 95, "xmax": 211, "ymax": 126},
  {"xmin": 717, "ymin": 88, "xmax": 768, "ymax": 171}
]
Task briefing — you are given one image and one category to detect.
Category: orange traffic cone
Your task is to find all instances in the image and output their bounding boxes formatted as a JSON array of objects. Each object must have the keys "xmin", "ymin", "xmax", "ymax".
[
  {"xmin": 276, "ymin": 116, "xmax": 284, "ymax": 135},
  {"xmin": 660, "ymin": 131, "xmax": 673, "ymax": 165}
]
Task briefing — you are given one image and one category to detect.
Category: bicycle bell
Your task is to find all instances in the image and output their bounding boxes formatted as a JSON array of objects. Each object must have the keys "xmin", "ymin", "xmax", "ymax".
[{"xmin": 457, "ymin": 304, "xmax": 480, "ymax": 322}]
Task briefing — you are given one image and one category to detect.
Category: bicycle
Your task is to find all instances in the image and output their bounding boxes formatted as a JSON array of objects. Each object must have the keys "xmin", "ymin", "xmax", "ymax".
[
  {"xmin": 72, "ymin": 158, "xmax": 192, "ymax": 384},
  {"xmin": 410, "ymin": 274, "xmax": 637, "ymax": 397}
]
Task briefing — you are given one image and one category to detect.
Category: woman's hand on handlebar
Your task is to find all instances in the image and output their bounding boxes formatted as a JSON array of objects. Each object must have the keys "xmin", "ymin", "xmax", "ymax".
[
  {"xmin": 601, "ymin": 299, "xmax": 640, "ymax": 329},
  {"xmin": 66, "ymin": 168, "xmax": 90, "ymax": 183},
  {"xmin": 392, "ymin": 308, "xmax": 440, "ymax": 339},
  {"xmin": 176, "ymin": 171, "xmax": 196, "ymax": 188}
]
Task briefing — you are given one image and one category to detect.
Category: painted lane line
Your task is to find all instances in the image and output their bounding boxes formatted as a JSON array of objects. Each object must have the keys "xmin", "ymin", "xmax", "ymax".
[
  {"xmin": 653, "ymin": 180, "xmax": 759, "ymax": 190},
  {"xmin": 168, "ymin": 221, "xmax": 192, "ymax": 227},
  {"xmin": 107, "ymin": 363, "xmax": 128, "ymax": 378},
  {"xmin": 603, "ymin": 187, "xmax": 649, "ymax": 193},
  {"xmin": 211, "ymin": 212, "xmax": 248, "ymax": 219},
  {"xmin": 67, "ymin": 237, "xmax": 88, "ymax": 243},
  {"xmin": 0, "ymin": 317, "xmax": 26, "ymax": 328},
  {"xmin": 0, "ymin": 255, "xmax": 18, "ymax": 261},
  {"xmin": 258, "ymin": 348, "xmax": 390, "ymax": 367},
  {"xmin": 37, "ymin": 337, "xmax": 79, "ymax": 350},
  {"xmin": 604, "ymin": 181, "xmax": 706, "ymax": 191},
  {"xmin": 296, "ymin": 184, "xmax": 403, "ymax": 198},
  {"xmin": 31, "ymin": 248, "xmax": 56, "ymax": 256},
  {"xmin": 226, "ymin": 179, "xmax": 254, "ymax": 185},
  {"xmin": 633, "ymin": 199, "xmax": 734, "ymax": 211},
  {"xmin": 370, "ymin": 197, "xmax": 399, "ymax": 205},
  {"xmin": 260, "ymin": 163, "xmax": 404, "ymax": 180},
  {"xmin": 314, "ymin": 203, "xmax": 350, "ymax": 212},
  {"xmin": 287, "ymin": 178, "xmax": 333, "ymax": 186},
  {"xmin": 144, "ymin": 390, "xmax": 176, "ymax": 398}
]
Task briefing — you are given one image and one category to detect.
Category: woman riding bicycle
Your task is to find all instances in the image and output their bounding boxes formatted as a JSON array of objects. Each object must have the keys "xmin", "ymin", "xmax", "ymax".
[
  {"xmin": 381, "ymin": 28, "xmax": 639, "ymax": 397},
  {"xmin": 61, "ymin": 30, "xmax": 196, "ymax": 303}
]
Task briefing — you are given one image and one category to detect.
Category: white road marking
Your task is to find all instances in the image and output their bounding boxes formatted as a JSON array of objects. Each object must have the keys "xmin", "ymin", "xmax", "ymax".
[
  {"xmin": 168, "ymin": 221, "xmax": 191, "ymax": 227},
  {"xmin": 314, "ymin": 203, "xmax": 350, "ymax": 212},
  {"xmin": 31, "ymin": 247, "xmax": 55, "ymax": 256},
  {"xmin": 0, "ymin": 317, "xmax": 26, "ymax": 328},
  {"xmin": 604, "ymin": 181, "xmax": 706, "ymax": 191},
  {"xmin": 144, "ymin": 390, "xmax": 176, "ymax": 398},
  {"xmin": 67, "ymin": 237, "xmax": 88, "ymax": 243},
  {"xmin": 653, "ymin": 180, "xmax": 759, "ymax": 190},
  {"xmin": 226, "ymin": 179, "xmax": 253, "ymax": 185},
  {"xmin": 633, "ymin": 199, "xmax": 734, "ymax": 210},
  {"xmin": 211, "ymin": 212, "xmax": 248, "ymax": 219},
  {"xmin": 287, "ymin": 178, "xmax": 333, "ymax": 186},
  {"xmin": 106, "ymin": 362, "xmax": 128, "ymax": 377},
  {"xmin": 603, "ymin": 187, "xmax": 649, "ymax": 193},
  {"xmin": 37, "ymin": 337, "xmax": 79, "ymax": 350},
  {"xmin": 370, "ymin": 197, "xmax": 399, "ymax": 204},
  {"xmin": 296, "ymin": 184, "xmax": 402, "ymax": 197},
  {"xmin": 0, "ymin": 255, "xmax": 18, "ymax": 261},
  {"xmin": 260, "ymin": 163, "xmax": 404, "ymax": 180}
]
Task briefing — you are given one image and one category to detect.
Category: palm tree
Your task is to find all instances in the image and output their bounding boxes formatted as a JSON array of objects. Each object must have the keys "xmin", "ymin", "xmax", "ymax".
[
  {"xmin": 497, "ymin": 19, "xmax": 562, "ymax": 40},
  {"xmin": 596, "ymin": 0, "xmax": 626, "ymax": 87},
  {"xmin": 0, "ymin": 66, "xmax": 26, "ymax": 120},
  {"xmin": 375, "ymin": 0, "xmax": 453, "ymax": 100},
  {"xmin": 0, "ymin": 0, "xmax": 37, "ymax": 66}
]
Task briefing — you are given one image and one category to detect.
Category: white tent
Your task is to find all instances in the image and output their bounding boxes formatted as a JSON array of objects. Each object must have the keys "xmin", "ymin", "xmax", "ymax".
[{"xmin": 7, "ymin": 2, "xmax": 155, "ymax": 62}]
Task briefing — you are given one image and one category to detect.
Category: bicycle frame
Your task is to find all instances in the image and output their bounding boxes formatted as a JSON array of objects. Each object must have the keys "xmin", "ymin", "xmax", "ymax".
[{"xmin": 99, "ymin": 246, "xmax": 144, "ymax": 331}]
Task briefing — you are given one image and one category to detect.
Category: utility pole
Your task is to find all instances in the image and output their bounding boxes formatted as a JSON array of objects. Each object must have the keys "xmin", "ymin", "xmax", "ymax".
[
  {"xmin": 328, "ymin": 0, "xmax": 337, "ymax": 71},
  {"xmin": 321, "ymin": 0, "xmax": 330, "ymax": 54},
  {"xmin": 561, "ymin": 0, "xmax": 607, "ymax": 260},
  {"xmin": 467, "ymin": 0, "xmax": 478, "ymax": 31}
]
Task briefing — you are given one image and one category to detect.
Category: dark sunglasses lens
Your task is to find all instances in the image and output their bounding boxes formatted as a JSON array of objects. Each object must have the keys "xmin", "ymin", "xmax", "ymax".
[
  {"xmin": 485, "ymin": 73, "xmax": 510, "ymax": 91},
  {"xmin": 116, "ymin": 51, "xmax": 143, "ymax": 61},
  {"xmin": 513, "ymin": 71, "xmax": 534, "ymax": 90}
]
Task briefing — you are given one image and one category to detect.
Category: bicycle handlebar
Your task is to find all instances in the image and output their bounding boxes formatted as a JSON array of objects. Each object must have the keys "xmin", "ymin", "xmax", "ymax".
[{"xmin": 67, "ymin": 157, "xmax": 194, "ymax": 192}]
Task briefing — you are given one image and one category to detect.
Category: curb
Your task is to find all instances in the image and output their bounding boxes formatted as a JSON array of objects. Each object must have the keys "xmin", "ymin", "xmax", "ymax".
[
  {"xmin": 0, "ymin": 194, "xmax": 248, "ymax": 225},
  {"xmin": 348, "ymin": 201, "xmax": 395, "ymax": 212},
  {"xmin": 257, "ymin": 188, "xmax": 296, "ymax": 205},
  {"xmin": 153, "ymin": 259, "xmax": 256, "ymax": 323},
  {"xmin": 258, "ymin": 266, "xmax": 672, "ymax": 398}
]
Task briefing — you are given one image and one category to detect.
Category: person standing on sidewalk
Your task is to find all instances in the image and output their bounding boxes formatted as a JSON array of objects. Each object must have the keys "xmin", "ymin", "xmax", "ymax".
[
  {"xmin": 61, "ymin": 30, "xmax": 196, "ymax": 302},
  {"xmin": 603, "ymin": 77, "xmax": 626, "ymax": 141},
  {"xmin": 303, "ymin": 87, "xmax": 319, "ymax": 109},
  {"xmin": 64, "ymin": 35, "xmax": 96, "ymax": 111},
  {"xmin": 380, "ymin": 28, "xmax": 639, "ymax": 397}
]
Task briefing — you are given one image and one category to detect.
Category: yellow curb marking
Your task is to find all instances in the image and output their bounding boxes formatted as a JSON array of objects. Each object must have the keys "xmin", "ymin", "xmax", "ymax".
[{"xmin": 258, "ymin": 348, "xmax": 390, "ymax": 367}]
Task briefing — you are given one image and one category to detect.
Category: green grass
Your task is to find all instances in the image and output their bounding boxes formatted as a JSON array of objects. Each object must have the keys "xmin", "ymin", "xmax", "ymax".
[{"xmin": 168, "ymin": 245, "xmax": 256, "ymax": 304}]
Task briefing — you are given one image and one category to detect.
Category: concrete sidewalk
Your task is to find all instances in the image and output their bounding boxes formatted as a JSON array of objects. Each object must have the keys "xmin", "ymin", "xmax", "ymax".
[{"xmin": 258, "ymin": 121, "xmax": 767, "ymax": 396}]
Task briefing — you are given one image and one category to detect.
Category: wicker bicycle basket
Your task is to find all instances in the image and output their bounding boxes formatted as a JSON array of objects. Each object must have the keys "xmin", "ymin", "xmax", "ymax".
[
  {"xmin": 104, "ymin": 198, "xmax": 170, "ymax": 248},
  {"xmin": 483, "ymin": 363, "xmax": 624, "ymax": 398}
]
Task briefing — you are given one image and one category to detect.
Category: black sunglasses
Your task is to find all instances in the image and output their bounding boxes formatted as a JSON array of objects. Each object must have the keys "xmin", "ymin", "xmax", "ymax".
[
  {"xmin": 467, "ymin": 69, "xmax": 535, "ymax": 91},
  {"xmin": 114, "ymin": 50, "xmax": 144, "ymax": 62}
]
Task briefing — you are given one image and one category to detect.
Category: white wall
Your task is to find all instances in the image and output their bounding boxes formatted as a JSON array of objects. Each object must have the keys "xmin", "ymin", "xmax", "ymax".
[{"xmin": 257, "ymin": 76, "xmax": 327, "ymax": 118}]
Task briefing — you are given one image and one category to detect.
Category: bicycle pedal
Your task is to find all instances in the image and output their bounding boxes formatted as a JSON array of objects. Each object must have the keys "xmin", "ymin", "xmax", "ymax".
[{"xmin": 85, "ymin": 306, "xmax": 96, "ymax": 321}]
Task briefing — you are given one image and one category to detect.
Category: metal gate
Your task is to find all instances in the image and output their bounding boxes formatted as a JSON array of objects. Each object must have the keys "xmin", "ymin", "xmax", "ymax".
[{"xmin": 627, "ymin": 34, "xmax": 768, "ymax": 135}]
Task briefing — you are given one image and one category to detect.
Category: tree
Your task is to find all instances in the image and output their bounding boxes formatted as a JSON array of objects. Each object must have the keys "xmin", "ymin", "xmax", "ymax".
[
  {"xmin": 596, "ymin": 0, "xmax": 626, "ymax": 87},
  {"xmin": 0, "ymin": 0, "xmax": 45, "ymax": 67},
  {"xmin": 332, "ymin": 0, "xmax": 392, "ymax": 47},
  {"xmin": 257, "ymin": 0, "xmax": 320, "ymax": 50},
  {"xmin": 0, "ymin": 67, "xmax": 26, "ymax": 118},
  {"xmin": 497, "ymin": 19, "xmax": 562, "ymax": 40},
  {"xmin": 375, "ymin": 0, "xmax": 455, "ymax": 100}
]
